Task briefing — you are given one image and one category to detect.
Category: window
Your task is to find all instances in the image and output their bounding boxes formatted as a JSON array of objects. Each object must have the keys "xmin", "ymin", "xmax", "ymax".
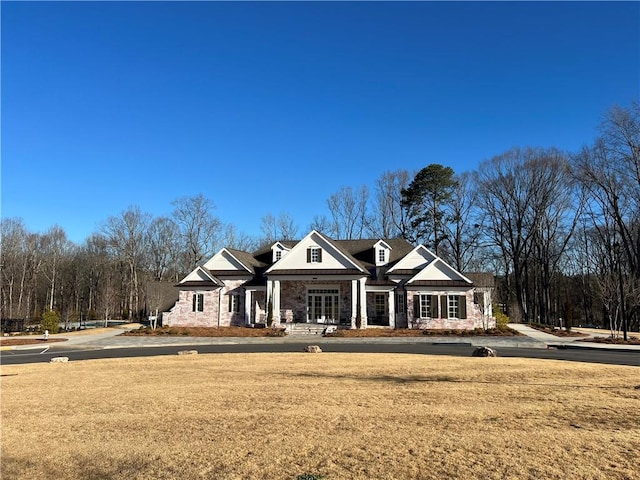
[
  {"xmin": 420, "ymin": 294, "xmax": 431, "ymax": 319},
  {"xmin": 192, "ymin": 293, "xmax": 204, "ymax": 312},
  {"xmin": 307, "ymin": 247, "xmax": 322, "ymax": 263},
  {"xmin": 378, "ymin": 249, "xmax": 386, "ymax": 263},
  {"xmin": 229, "ymin": 294, "xmax": 240, "ymax": 313},
  {"xmin": 375, "ymin": 294, "xmax": 386, "ymax": 317},
  {"xmin": 448, "ymin": 295, "xmax": 459, "ymax": 319},
  {"xmin": 275, "ymin": 250, "xmax": 282, "ymax": 261},
  {"xmin": 397, "ymin": 292, "xmax": 405, "ymax": 314}
]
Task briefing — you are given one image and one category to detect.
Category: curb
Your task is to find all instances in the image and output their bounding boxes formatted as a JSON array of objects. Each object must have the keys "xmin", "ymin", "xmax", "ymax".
[{"xmin": 548, "ymin": 343, "xmax": 640, "ymax": 353}]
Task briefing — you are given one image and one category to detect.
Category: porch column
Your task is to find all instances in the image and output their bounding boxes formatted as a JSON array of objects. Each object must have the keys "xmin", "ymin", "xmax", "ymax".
[
  {"xmin": 359, "ymin": 277, "xmax": 368, "ymax": 328},
  {"xmin": 351, "ymin": 279, "xmax": 358, "ymax": 328},
  {"xmin": 388, "ymin": 289, "xmax": 396, "ymax": 329},
  {"xmin": 273, "ymin": 280, "xmax": 281, "ymax": 324},
  {"xmin": 244, "ymin": 290, "xmax": 252, "ymax": 325}
]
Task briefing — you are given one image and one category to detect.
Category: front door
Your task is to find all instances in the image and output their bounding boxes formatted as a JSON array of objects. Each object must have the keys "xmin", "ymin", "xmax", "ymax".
[{"xmin": 307, "ymin": 288, "xmax": 339, "ymax": 323}]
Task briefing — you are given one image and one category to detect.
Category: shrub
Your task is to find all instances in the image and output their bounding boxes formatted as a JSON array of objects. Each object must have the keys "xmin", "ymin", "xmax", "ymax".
[
  {"xmin": 41, "ymin": 310, "xmax": 60, "ymax": 334},
  {"xmin": 267, "ymin": 298, "xmax": 274, "ymax": 327},
  {"xmin": 494, "ymin": 307, "xmax": 510, "ymax": 329},
  {"xmin": 296, "ymin": 474, "xmax": 326, "ymax": 480}
]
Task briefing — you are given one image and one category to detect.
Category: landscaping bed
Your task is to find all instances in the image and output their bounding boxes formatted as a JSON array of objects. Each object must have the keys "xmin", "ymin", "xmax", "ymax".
[
  {"xmin": 0, "ymin": 337, "xmax": 66, "ymax": 346},
  {"xmin": 326, "ymin": 326, "xmax": 521, "ymax": 337},
  {"xmin": 123, "ymin": 325, "xmax": 520, "ymax": 338},
  {"xmin": 528, "ymin": 324, "xmax": 588, "ymax": 337},
  {"xmin": 122, "ymin": 326, "xmax": 287, "ymax": 337},
  {"xmin": 582, "ymin": 335, "xmax": 640, "ymax": 346}
]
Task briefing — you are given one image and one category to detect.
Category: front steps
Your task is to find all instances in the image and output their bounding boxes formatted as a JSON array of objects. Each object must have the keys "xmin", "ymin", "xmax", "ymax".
[{"xmin": 284, "ymin": 323, "xmax": 345, "ymax": 336}]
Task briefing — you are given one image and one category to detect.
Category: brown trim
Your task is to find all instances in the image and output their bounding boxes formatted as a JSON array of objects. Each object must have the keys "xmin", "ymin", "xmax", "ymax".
[
  {"xmin": 269, "ymin": 269, "xmax": 364, "ymax": 276},
  {"xmin": 408, "ymin": 280, "xmax": 472, "ymax": 287}
]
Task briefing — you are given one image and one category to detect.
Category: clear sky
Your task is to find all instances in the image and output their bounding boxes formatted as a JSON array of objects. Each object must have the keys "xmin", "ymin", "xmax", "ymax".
[{"xmin": 2, "ymin": 1, "xmax": 639, "ymax": 244}]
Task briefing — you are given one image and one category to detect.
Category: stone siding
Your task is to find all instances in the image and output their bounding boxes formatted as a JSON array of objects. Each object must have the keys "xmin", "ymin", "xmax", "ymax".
[
  {"xmin": 279, "ymin": 280, "xmax": 354, "ymax": 324},
  {"xmin": 163, "ymin": 289, "xmax": 220, "ymax": 327},
  {"xmin": 406, "ymin": 289, "xmax": 496, "ymax": 330}
]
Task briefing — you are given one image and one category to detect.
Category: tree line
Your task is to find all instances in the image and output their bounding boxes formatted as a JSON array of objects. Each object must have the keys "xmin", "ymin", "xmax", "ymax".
[{"xmin": 1, "ymin": 102, "xmax": 638, "ymax": 334}]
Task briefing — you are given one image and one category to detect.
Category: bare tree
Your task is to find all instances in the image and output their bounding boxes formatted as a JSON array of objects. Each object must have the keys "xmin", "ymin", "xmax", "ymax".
[
  {"xmin": 260, "ymin": 212, "xmax": 300, "ymax": 245},
  {"xmin": 172, "ymin": 194, "xmax": 221, "ymax": 270},
  {"xmin": 147, "ymin": 217, "xmax": 181, "ymax": 282},
  {"xmin": 574, "ymin": 102, "xmax": 640, "ymax": 335},
  {"xmin": 327, "ymin": 185, "xmax": 369, "ymax": 240},
  {"xmin": 221, "ymin": 224, "xmax": 258, "ymax": 252},
  {"xmin": 475, "ymin": 148, "xmax": 578, "ymax": 323},
  {"xmin": 367, "ymin": 169, "xmax": 411, "ymax": 239},
  {"xmin": 101, "ymin": 206, "xmax": 151, "ymax": 320},
  {"xmin": 308, "ymin": 214, "xmax": 332, "ymax": 235},
  {"xmin": 442, "ymin": 172, "xmax": 484, "ymax": 272},
  {"xmin": 39, "ymin": 225, "xmax": 72, "ymax": 311}
]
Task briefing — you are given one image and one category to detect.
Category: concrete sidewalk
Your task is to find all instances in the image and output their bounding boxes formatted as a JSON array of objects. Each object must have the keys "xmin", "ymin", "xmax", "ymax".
[
  {"xmin": 508, "ymin": 323, "xmax": 640, "ymax": 352},
  {"xmin": 2, "ymin": 324, "xmax": 638, "ymax": 352}
]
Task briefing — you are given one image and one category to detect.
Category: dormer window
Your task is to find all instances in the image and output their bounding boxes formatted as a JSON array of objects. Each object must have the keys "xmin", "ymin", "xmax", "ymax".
[
  {"xmin": 375, "ymin": 240, "xmax": 392, "ymax": 266},
  {"xmin": 272, "ymin": 243, "xmax": 290, "ymax": 263},
  {"xmin": 307, "ymin": 247, "xmax": 322, "ymax": 263}
]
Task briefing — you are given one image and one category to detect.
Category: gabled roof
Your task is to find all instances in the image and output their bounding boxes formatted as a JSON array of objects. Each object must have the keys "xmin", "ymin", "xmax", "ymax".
[
  {"xmin": 176, "ymin": 266, "xmax": 224, "ymax": 287},
  {"xmin": 203, "ymin": 248, "xmax": 266, "ymax": 275},
  {"xmin": 403, "ymin": 246, "xmax": 473, "ymax": 286},
  {"xmin": 265, "ymin": 230, "xmax": 368, "ymax": 274},
  {"xmin": 330, "ymin": 237, "xmax": 414, "ymax": 269}
]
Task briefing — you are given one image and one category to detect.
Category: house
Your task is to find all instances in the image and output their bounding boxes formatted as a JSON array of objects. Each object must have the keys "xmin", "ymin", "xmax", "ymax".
[{"xmin": 162, "ymin": 230, "xmax": 495, "ymax": 330}]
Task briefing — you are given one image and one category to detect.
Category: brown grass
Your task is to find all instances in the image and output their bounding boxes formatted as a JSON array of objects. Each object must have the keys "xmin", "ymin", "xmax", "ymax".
[{"xmin": 1, "ymin": 354, "xmax": 639, "ymax": 480}]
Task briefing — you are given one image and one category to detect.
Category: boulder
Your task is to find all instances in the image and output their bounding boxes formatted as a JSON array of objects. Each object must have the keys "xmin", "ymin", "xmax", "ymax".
[
  {"xmin": 303, "ymin": 345, "xmax": 322, "ymax": 353},
  {"xmin": 177, "ymin": 350, "xmax": 198, "ymax": 355},
  {"xmin": 472, "ymin": 346, "xmax": 497, "ymax": 357},
  {"xmin": 50, "ymin": 357, "xmax": 69, "ymax": 363}
]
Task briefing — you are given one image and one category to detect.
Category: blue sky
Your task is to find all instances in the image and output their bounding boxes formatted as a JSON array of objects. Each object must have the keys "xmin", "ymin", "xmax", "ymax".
[{"xmin": 2, "ymin": 1, "xmax": 639, "ymax": 244}]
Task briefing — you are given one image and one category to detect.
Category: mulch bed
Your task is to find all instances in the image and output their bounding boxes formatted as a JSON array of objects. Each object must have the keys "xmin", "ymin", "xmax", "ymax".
[
  {"xmin": 582, "ymin": 336, "xmax": 640, "ymax": 346},
  {"xmin": 0, "ymin": 338, "xmax": 67, "ymax": 346},
  {"xmin": 123, "ymin": 326, "xmax": 521, "ymax": 338},
  {"xmin": 529, "ymin": 325, "xmax": 588, "ymax": 337},
  {"xmin": 326, "ymin": 327, "xmax": 521, "ymax": 337},
  {"xmin": 122, "ymin": 326, "xmax": 287, "ymax": 337}
]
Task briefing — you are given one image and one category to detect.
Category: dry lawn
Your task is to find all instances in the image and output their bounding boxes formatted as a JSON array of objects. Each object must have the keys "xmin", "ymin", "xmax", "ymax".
[{"xmin": 1, "ymin": 354, "xmax": 639, "ymax": 480}]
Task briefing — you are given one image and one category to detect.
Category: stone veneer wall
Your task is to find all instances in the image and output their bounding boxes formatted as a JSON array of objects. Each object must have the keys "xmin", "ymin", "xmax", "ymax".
[
  {"xmin": 163, "ymin": 289, "xmax": 220, "ymax": 327},
  {"xmin": 219, "ymin": 279, "xmax": 248, "ymax": 327},
  {"xmin": 406, "ymin": 290, "xmax": 495, "ymax": 330},
  {"xmin": 278, "ymin": 280, "xmax": 354, "ymax": 324}
]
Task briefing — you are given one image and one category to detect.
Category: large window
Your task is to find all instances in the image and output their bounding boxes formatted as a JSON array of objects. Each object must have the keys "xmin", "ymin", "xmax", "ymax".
[
  {"xmin": 420, "ymin": 294, "xmax": 431, "ymax": 319},
  {"xmin": 374, "ymin": 294, "xmax": 386, "ymax": 317},
  {"xmin": 229, "ymin": 294, "xmax": 240, "ymax": 313},
  {"xmin": 307, "ymin": 288, "xmax": 338, "ymax": 322},
  {"xmin": 448, "ymin": 295, "xmax": 459, "ymax": 319},
  {"xmin": 192, "ymin": 293, "xmax": 204, "ymax": 312}
]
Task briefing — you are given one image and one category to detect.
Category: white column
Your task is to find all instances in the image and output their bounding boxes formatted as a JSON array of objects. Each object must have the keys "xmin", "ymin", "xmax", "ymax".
[
  {"xmin": 244, "ymin": 290, "xmax": 252, "ymax": 325},
  {"xmin": 359, "ymin": 277, "xmax": 368, "ymax": 328},
  {"xmin": 273, "ymin": 280, "xmax": 281, "ymax": 324},
  {"xmin": 351, "ymin": 279, "xmax": 358, "ymax": 328},
  {"xmin": 388, "ymin": 289, "xmax": 396, "ymax": 329}
]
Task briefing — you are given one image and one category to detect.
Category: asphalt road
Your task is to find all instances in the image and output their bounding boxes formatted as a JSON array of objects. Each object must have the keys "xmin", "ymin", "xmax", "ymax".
[{"xmin": 2, "ymin": 342, "xmax": 638, "ymax": 366}]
